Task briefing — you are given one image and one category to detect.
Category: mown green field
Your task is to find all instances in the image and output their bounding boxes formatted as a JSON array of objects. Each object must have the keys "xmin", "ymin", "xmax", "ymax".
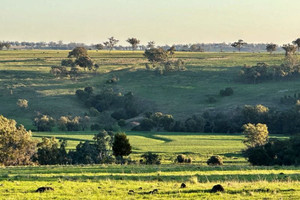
[
  {"xmin": 1, "ymin": 50, "xmax": 299, "ymax": 129},
  {"xmin": 32, "ymin": 131, "xmax": 288, "ymax": 164}
]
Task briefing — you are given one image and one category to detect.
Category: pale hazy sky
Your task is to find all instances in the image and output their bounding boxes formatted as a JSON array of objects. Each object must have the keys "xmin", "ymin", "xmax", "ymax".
[{"xmin": 1, "ymin": 0, "xmax": 300, "ymax": 45}]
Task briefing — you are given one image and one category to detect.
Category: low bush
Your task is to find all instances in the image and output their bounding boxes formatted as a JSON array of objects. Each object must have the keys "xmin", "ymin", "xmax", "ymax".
[
  {"xmin": 141, "ymin": 152, "xmax": 161, "ymax": 165},
  {"xmin": 207, "ymin": 155, "xmax": 223, "ymax": 165}
]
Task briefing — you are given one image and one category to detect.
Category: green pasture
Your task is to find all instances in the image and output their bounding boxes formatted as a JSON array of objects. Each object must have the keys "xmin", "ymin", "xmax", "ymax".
[{"xmin": 0, "ymin": 50, "xmax": 299, "ymax": 129}]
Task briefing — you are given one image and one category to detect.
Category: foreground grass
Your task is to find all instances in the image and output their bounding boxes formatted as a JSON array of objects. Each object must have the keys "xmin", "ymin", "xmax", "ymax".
[{"xmin": 0, "ymin": 165, "xmax": 299, "ymax": 199}]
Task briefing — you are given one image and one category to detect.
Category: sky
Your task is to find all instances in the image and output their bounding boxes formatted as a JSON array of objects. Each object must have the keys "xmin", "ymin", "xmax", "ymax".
[{"xmin": 1, "ymin": 0, "xmax": 300, "ymax": 45}]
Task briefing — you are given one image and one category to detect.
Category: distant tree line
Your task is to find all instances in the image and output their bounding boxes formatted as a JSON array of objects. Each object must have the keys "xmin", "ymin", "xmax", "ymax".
[
  {"xmin": 4, "ymin": 38, "xmax": 300, "ymax": 53},
  {"xmin": 133, "ymin": 103, "xmax": 300, "ymax": 135}
]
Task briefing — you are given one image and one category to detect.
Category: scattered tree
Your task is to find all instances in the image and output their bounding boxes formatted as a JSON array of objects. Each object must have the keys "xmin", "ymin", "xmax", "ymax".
[
  {"xmin": 293, "ymin": 38, "xmax": 300, "ymax": 51},
  {"xmin": 143, "ymin": 48, "xmax": 168, "ymax": 64},
  {"xmin": 0, "ymin": 115, "xmax": 36, "ymax": 166},
  {"xmin": 126, "ymin": 38, "xmax": 140, "ymax": 51},
  {"xmin": 112, "ymin": 132, "xmax": 132, "ymax": 162},
  {"xmin": 93, "ymin": 130, "xmax": 114, "ymax": 161},
  {"xmin": 282, "ymin": 44, "xmax": 297, "ymax": 56},
  {"xmin": 231, "ymin": 39, "xmax": 247, "ymax": 52},
  {"xmin": 266, "ymin": 44, "xmax": 277, "ymax": 54},
  {"xmin": 4, "ymin": 43, "xmax": 11, "ymax": 50},
  {"xmin": 104, "ymin": 37, "xmax": 119, "ymax": 52},
  {"xmin": 95, "ymin": 44, "xmax": 104, "ymax": 51},
  {"xmin": 242, "ymin": 123, "xmax": 269, "ymax": 148},
  {"xmin": 147, "ymin": 41, "xmax": 155, "ymax": 49}
]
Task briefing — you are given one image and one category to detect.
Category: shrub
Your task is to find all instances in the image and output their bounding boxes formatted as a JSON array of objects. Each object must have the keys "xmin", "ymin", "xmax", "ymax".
[
  {"xmin": 207, "ymin": 155, "xmax": 223, "ymax": 165},
  {"xmin": 143, "ymin": 48, "xmax": 168, "ymax": 63},
  {"xmin": 220, "ymin": 87, "xmax": 234, "ymax": 96},
  {"xmin": 176, "ymin": 154, "xmax": 192, "ymax": 163},
  {"xmin": 141, "ymin": 152, "xmax": 161, "ymax": 165},
  {"xmin": 50, "ymin": 66, "xmax": 69, "ymax": 77}
]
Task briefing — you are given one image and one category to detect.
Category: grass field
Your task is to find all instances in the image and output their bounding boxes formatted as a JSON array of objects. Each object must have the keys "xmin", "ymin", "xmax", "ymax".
[
  {"xmin": 1, "ymin": 50, "xmax": 300, "ymax": 199},
  {"xmin": 2, "ymin": 131, "xmax": 300, "ymax": 199},
  {"xmin": 0, "ymin": 163, "xmax": 300, "ymax": 199},
  {"xmin": 1, "ymin": 50, "xmax": 299, "ymax": 129}
]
